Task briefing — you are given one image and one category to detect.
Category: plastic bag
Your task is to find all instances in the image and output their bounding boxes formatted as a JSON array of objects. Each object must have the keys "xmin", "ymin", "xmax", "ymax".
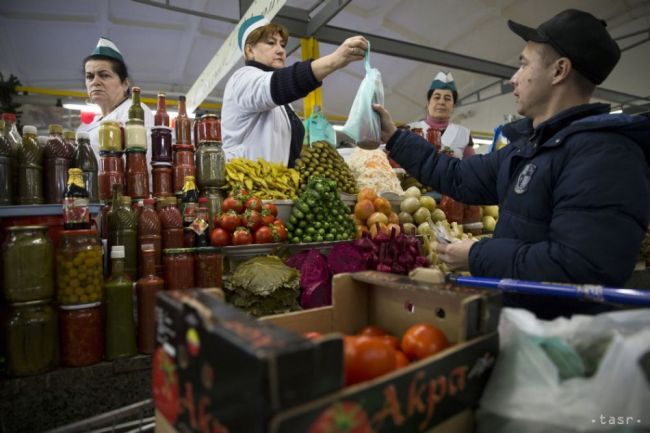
[
  {"xmin": 341, "ymin": 44, "xmax": 384, "ymax": 149},
  {"xmin": 477, "ymin": 308, "xmax": 650, "ymax": 433},
  {"xmin": 303, "ymin": 106, "xmax": 337, "ymax": 147}
]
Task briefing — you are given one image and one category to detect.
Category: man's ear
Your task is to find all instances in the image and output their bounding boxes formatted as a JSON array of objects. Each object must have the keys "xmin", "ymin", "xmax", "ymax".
[{"xmin": 552, "ymin": 57, "xmax": 572, "ymax": 85}]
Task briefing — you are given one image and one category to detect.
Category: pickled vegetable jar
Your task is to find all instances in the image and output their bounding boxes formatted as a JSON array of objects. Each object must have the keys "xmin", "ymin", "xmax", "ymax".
[
  {"xmin": 196, "ymin": 141, "xmax": 225, "ymax": 189},
  {"xmin": 59, "ymin": 302, "xmax": 103, "ymax": 367},
  {"xmin": 6, "ymin": 300, "xmax": 59, "ymax": 376},
  {"xmin": 56, "ymin": 230, "xmax": 103, "ymax": 305},
  {"xmin": 2, "ymin": 226, "xmax": 54, "ymax": 303},
  {"xmin": 98, "ymin": 120, "xmax": 122, "ymax": 152},
  {"xmin": 163, "ymin": 248, "xmax": 194, "ymax": 290}
]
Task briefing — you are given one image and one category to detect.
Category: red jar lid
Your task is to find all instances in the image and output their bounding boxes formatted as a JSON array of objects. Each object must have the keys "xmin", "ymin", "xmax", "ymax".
[
  {"xmin": 59, "ymin": 302, "xmax": 102, "ymax": 310},
  {"xmin": 61, "ymin": 229, "xmax": 98, "ymax": 237},
  {"xmin": 172, "ymin": 144, "xmax": 194, "ymax": 152}
]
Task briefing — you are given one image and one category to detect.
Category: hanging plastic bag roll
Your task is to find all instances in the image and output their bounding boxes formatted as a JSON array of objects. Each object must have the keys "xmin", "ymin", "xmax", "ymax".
[{"xmin": 341, "ymin": 43, "xmax": 384, "ymax": 149}]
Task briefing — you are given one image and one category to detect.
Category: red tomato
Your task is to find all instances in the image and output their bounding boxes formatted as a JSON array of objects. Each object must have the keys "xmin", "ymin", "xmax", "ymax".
[
  {"xmin": 210, "ymin": 228, "xmax": 231, "ymax": 247},
  {"xmin": 357, "ymin": 325, "xmax": 388, "ymax": 337},
  {"xmin": 308, "ymin": 401, "xmax": 373, "ymax": 433},
  {"xmin": 272, "ymin": 220, "xmax": 288, "ymax": 241},
  {"xmin": 229, "ymin": 187, "xmax": 249, "ymax": 198},
  {"xmin": 401, "ymin": 323, "xmax": 450, "ymax": 361},
  {"xmin": 222, "ymin": 196, "xmax": 244, "ymax": 214},
  {"xmin": 344, "ymin": 335, "xmax": 396, "ymax": 386},
  {"xmin": 245, "ymin": 196, "xmax": 263, "ymax": 212},
  {"xmin": 381, "ymin": 334, "xmax": 401, "ymax": 351},
  {"xmin": 152, "ymin": 347, "xmax": 181, "ymax": 424},
  {"xmin": 395, "ymin": 350, "xmax": 410, "ymax": 369},
  {"xmin": 232, "ymin": 227, "xmax": 253, "ymax": 246},
  {"xmin": 263, "ymin": 202, "xmax": 278, "ymax": 218},
  {"xmin": 303, "ymin": 331, "xmax": 323, "ymax": 341},
  {"xmin": 254, "ymin": 225, "xmax": 278, "ymax": 244},
  {"xmin": 217, "ymin": 210, "xmax": 240, "ymax": 232},
  {"xmin": 260, "ymin": 209, "xmax": 275, "ymax": 226},
  {"xmin": 242, "ymin": 209, "xmax": 263, "ymax": 232}
]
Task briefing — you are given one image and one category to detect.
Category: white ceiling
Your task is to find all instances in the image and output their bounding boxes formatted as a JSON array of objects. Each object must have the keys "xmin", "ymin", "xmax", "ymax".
[{"xmin": 1, "ymin": 0, "xmax": 649, "ymax": 133}]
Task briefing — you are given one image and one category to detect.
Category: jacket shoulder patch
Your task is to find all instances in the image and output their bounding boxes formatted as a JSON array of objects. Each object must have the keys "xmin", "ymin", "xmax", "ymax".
[{"xmin": 514, "ymin": 163, "xmax": 537, "ymax": 194}]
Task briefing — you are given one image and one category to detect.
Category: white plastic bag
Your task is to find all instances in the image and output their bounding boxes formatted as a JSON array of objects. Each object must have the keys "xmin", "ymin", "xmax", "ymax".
[
  {"xmin": 341, "ymin": 44, "xmax": 384, "ymax": 149},
  {"xmin": 477, "ymin": 308, "xmax": 650, "ymax": 433}
]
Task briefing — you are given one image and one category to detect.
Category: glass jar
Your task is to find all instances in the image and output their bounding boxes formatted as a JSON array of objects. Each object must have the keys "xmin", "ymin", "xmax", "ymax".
[
  {"xmin": 98, "ymin": 152, "xmax": 125, "ymax": 201},
  {"xmin": 201, "ymin": 187, "xmax": 224, "ymax": 231},
  {"xmin": 6, "ymin": 300, "xmax": 59, "ymax": 376},
  {"xmin": 196, "ymin": 141, "xmax": 226, "ymax": 189},
  {"xmin": 56, "ymin": 230, "xmax": 103, "ymax": 305},
  {"xmin": 59, "ymin": 302, "xmax": 103, "ymax": 367},
  {"xmin": 163, "ymin": 248, "xmax": 194, "ymax": 290},
  {"xmin": 125, "ymin": 119, "xmax": 147, "ymax": 150},
  {"xmin": 152, "ymin": 162, "xmax": 173, "ymax": 197},
  {"xmin": 151, "ymin": 126, "xmax": 173, "ymax": 163},
  {"xmin": 125, "ymin": 148, "xmax": 149, "ymax": 199},
  {"xmin": 194, "ymin": 247, "xmax": 222, "ymax": 288},
  {"xmin": 2, "ymin": 226, "xmax": 54, "ymax": 303},
  {"xmin": 98, "ymin": 120, "xmax": 123, "ymax": 152},
  {"xmin": 172, "ymin": 145, "xmax": 195, "ymax": 193},
  {"xmin": 196, "ymin": 114, "xmax": 221, "ymax": 146}
]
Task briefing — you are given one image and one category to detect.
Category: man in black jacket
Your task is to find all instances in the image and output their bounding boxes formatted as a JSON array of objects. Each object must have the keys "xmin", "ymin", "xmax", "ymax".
[{"xmin": 374, "ymin": 9, "xmax": 650, "ymax": 292}]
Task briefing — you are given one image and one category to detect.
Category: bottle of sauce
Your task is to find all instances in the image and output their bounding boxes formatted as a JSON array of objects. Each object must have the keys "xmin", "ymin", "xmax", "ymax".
[
  {"xmin": 192, "ymin": 197, "xmax": 210, "ymax": 247},
  {"xmin": 63, "ymin": 168, "xmax": 91, "ymax": 230},
  {"xmin": 136, "ymin": 244, "xmax": 164, "ymax": 354},
  {"xmin": 138, "ymin": 198, "xmax": 162, "ymax": 276},
  {"xmin": 180, "ymin": 175, "xmax": 199, "ymax": 228},
  {"xmin": 125, "ymin": 148, "xmax": 149, "ymax": 199},
  {"xmin": 107, "ymin": 185, "xmax": 138, "ymax": 279},
  {"xmin": 44, "ymin": 124, "xmax": 74, "ymax": 204},
  {"xmin": 17, "ymin": 125, "xmax": 44, "ymax": 205},
  {"xmin": 104, "ymin": 245, "xmax": 137, "ymax": 360},
  {"xmin": 0, "ymin": 120, "xmax": 14, "ymax": 204},
  {"xmin": 2, "ymin": 112, "xmax": 22, "ymax": 198},
  {"xmin": 73, "ymin": 131, "xmax": 99, "ymax": 202},
  {"xmin": 154, "ymin": 92, "xmax": 170, "ymax": 127},
  {"xmin": 128, "ymin": 86, "xmax": 145, "ymax": 121},
  {"xmin": 175, "ymin": 95, "xmax": 191, "ymax": 145},
  {"xmin": 158, "ymin": 196, "xmax": 184, "ymax": 249},
  {"xmin": 63, "ymin": 130, "xmax": 77, "ymax": 152}
]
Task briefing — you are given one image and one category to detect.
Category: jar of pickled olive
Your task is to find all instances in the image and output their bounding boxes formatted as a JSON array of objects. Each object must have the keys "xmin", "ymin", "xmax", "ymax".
[
  {"xmin": 2, "ymin": 225, "xmax": 54, "ymax": 303},
  {"xmin": 194, "ymin": 247, "xmax": 222, "ymax": 288},
  {"xmin": 59, "ymin": 302, "xmax": 104, "ymax": 367},
  {"xmin": 56, "ymin": 230, "xmax": 103, "ymax": 305},
  {"xmin": 6, "ymin": 300, "xmax": 59, "ymax": 376},
  {"xmin": 98, "ymin": 120, "xmax": 123, "ymax": 152},
  {"xmin": 163, "ymin": 248, "xmax": 194, "ymax": 290}
]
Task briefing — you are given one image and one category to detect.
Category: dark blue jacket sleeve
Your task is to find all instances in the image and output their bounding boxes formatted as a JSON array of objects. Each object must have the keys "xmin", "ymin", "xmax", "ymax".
[{"xmin": 270, "ymin": 60, "xmax": 322, "ymax": 106}]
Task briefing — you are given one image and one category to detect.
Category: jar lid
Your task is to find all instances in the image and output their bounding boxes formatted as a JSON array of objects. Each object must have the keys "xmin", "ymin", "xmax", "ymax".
[
  {"xmin": 172, "ymin": 144, "xmax": 194, "ymax": 152},
  {"xmin": 194, "ymin": 246, "xmax": 220, "ymax": 253},
  {"xmin": 198, "ymin": 140, "xmax": 222, "ymax": 146},
  {"xmin": 48, "ymin": 124, "xmax": 63, "ymax": 134},
  {"xmin": 76, "ymin": 131, "xmax": 89, "ymax": 140},
  {"xmin": 125, "ymin": 147, "xmax": 147, "ymax": 153},
  {"xmin": 151, "ymin": 126, "xmax": 173, "ymax": 132},
  {"xmin": 60, "ymin": 301, "xmax": 102, "ymax": 310},
  {"xmin": 200, "ymin": 113, "xmax": 220, "ymax": 120},
  {"xmin": 99, "ymin": 150, "xmax": 124, "ymax": 157},
  {"xmin": 126, "ymin": 119, "xmax": 144, "ymax": 126},
  {"xmin": 22, "ymin": 125, "xmax": 37, "ymax": 135},
  {"xmin": 11, "ymin": 299, "xmax": 50, "ymax": 307},
  {"xmin": 61, "ymin": 229, "xmax": 98, "ymax": 237},
  {"xmin": 163, "ymin": 248, "xmax": 194, "ymax": 255},
  {"xmin": 151, "ymin": 161, "xmax": 173, "ymax": 168},
  {"xmin": 6, "ymin": 225, "xmax": 48, "ymax": 231}
]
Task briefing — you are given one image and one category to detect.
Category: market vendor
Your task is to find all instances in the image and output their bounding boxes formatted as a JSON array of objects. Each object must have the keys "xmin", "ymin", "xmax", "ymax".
[
  {"xmin": 77, "ymin": 37, "xmax": 154, "ymax": 155},
  {"xmin": 374, "ymin": 9, "xmax": 650, "ymax": 290},
  {"xmin": 408, "ymin": 71, "xmax": 475, "ymax": 159},
  {"xmin": 221, "ymin": 15, "xmax": 368, "ymax": 167}
]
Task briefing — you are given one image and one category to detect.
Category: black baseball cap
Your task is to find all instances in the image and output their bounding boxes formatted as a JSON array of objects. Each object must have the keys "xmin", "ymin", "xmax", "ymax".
[{"xmin": 508, "ymin": 9, "xmax": 621, "ymax": 85}]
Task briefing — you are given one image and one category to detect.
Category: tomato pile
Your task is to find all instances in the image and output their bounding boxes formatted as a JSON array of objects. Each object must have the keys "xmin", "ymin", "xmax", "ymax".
[
  {"xmin": 307, "ymin": 323, "xmax": 450, "ymax": 386},
  {"xmin": 210, "ymin": 189, "xmax": 288, "ymax": 246}
]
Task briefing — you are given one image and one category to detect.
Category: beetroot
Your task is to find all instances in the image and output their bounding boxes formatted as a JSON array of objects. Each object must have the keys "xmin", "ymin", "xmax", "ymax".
[
  {"xmin": 327, "ymin": 243, "xmax": 367, "ymax": 275},
  {"xmin": 299, "ymin": 249, "xmax": 331, "ymax": 309}
]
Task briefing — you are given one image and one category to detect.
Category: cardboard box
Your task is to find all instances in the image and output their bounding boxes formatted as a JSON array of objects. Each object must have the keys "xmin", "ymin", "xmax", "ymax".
[{"xmin": 154, "ymin": 272, "xmax": 500, "ymax": 433}]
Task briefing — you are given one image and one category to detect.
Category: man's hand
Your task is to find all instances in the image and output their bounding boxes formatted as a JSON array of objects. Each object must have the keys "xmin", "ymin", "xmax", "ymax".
[
  {"xmin": 372, "ymin": 103, "xmax": 397, "ymax": 143},
  {"xmin": 436, "ymin": 239, "xmax": 476, "ymax": 271}
]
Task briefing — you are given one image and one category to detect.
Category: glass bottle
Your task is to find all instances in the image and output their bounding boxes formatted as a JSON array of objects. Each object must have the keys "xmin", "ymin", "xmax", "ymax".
[
  {"xmin": 73, "ymin": 131, "xmax": 99, "ymax": 202},
  {"xmin": 108, "ymin": 185, "xmax": 138, "ymax": 279},
  {"xmin": 17, "ymin": 125, "xmax": 44, "ymax": 205},
  {"xmin": 201, "ymin": 187, "xmax": 224, "ymax": 231},
  {"xmin": 180, "ymin": 175, "xmax": 199, "ymax": 228},
  {"xmin": 193, "ymin": 197, "xmax": 210, "ymax": 247},
  {"xmin": 128, "ymin": 86, "xmax": 145, "ymax": 122},
  {"xmin": 154, "ymin": 92, "xmax": 170, "ymax": 127},
  {"xmin": 175, "ymin": 95, "xmax": 191, "ymax": 145},
  {"xmin": 44, "ymin": 123, "xmax": 74, "ymax": 204},
  {"xmin": 125, "ymin": 119, "xmax": 147, "ymax": 150},
  {"xmin": 3, "ymin": 112, "xmax": 22, "ymax": 198},
  {"xmin": 63, "ymin": 168, "xmax": 91, "ymax": 230},
  {"xmin": 138, "ymin": 198, "xmax": 162, "ymax": 276},
  {"xmin": 158, "ymin": 196, "xmax": 184, "ymax": 249},
  {"xmin": 136, "ymin": 244, "xmax": 164, "ymax": 354},
  {"xmin": 0, "ymin": 120, "xmax": 14, "ymax": 204},
  {"xmin": 104, "ymin": 245, "xmax": 137, "ymax": 360}
]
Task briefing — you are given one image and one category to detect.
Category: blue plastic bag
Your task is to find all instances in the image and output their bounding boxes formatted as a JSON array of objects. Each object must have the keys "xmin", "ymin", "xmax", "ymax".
[
  {"xmin": 342, "ymin": 44, "xmax": 384, "ymax": 148},
  {"xmin": 303, "ymin": 106, "xmax": 337, "ymax": 147}
]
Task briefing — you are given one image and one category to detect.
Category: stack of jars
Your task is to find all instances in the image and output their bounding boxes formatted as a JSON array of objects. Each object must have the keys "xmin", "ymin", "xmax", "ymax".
[
  {"xmin": 56, "ymin": 229, "xmax": 105, "ymax": 367},
  {"xmin": 151, "ymin": 92, "xmax": 174, "ymax": 198},
  {"xmin": 194, "ymin": 114, "xmax": 225, "ymax": 229},
  {"xmin": 172, "ymin": 95, "xmax": 195, "ymax": 194},
  {"xmin": 97, "ymin": 120, "xmax": 125, "ymax": 202},
  {"xmin": 2, "ymin": 226, "xmax": 58, "ymax": 376}
]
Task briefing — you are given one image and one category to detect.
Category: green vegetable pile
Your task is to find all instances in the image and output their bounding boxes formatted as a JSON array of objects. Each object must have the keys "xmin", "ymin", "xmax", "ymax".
[
  {"xmin": 294, "ymin": 141, "xmax": 357, "ymax": 194},
  {"xmin": 286, "ymin": 176, "xmax": 356, "ymax": 243}
]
